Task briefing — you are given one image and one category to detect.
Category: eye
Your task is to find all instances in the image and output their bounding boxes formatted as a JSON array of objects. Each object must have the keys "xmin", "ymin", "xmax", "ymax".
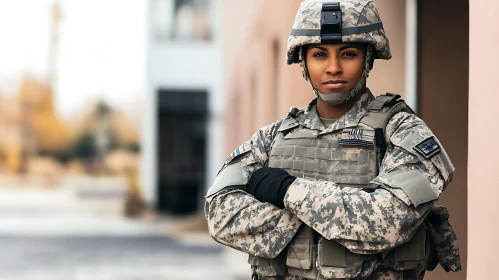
[
  {"xmin": 341, "ymin": 51, "xmax": 358, "ymax": 58},
  {"xmin": 312, "ymin": 52, "xmax": 327, "ymax": 58}
]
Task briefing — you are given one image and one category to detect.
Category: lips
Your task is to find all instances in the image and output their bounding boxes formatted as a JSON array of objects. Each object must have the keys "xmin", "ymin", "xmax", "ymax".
[{"xmin": 322, "ymin": 80, "xmax": 347, "ymax": 90}]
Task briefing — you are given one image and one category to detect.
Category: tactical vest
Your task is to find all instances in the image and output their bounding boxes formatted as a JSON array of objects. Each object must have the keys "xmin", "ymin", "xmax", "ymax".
[{"xmin": 249, "ymin": 94, "xmax": 428, "ymax": 279}]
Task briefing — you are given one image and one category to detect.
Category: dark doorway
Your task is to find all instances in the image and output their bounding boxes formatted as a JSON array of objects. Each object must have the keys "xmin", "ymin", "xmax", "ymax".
[
  {"xmin": 157, "ymin": 89, "xmax": 207, "ymax": 215},
  {"xmin": 418, "ymin": 1, "xmax": 468, "ymax": 279}
]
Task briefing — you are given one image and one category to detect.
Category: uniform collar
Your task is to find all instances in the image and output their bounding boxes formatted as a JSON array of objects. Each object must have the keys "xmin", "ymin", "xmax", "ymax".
[{"xmin": 296, "ymin": 89, "xmax": 375, "ymax": 134}]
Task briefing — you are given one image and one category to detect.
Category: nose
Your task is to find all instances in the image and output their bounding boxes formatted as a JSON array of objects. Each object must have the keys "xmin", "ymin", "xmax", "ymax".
[{"xmin": 326, "ymin": 56, "xmax": 342, "ymax": 76}]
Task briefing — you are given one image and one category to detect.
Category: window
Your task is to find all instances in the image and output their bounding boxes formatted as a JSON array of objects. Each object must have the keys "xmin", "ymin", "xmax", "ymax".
[{"xmin": 152, "ymin": 0, "xmax": 213, "ymax": 42}]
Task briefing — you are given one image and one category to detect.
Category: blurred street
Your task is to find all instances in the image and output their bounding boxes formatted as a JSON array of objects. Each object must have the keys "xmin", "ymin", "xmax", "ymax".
[
  {"xmin": 0, "ymin": 236, "xmax": 225, "ymax": 280},
  {"xmin": 0, "ymin": 180, "xmax": 247, "ymax": 280}
]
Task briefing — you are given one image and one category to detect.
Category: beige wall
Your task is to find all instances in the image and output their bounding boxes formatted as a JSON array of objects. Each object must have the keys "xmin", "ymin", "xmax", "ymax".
[
  {"xmin": 367, "ymin": 0, "xmax": 406, "ymax": 98},
  {"xmin": 223, "ymin": 0, "xmax": 407, "ymax": 156},
  {"xmin": 468, "ymin": 0, "xmax": 499, "ymax": 278},
  {"xmin": 418, "ymin": 1, "xmax": 468, "ymax": 279}
]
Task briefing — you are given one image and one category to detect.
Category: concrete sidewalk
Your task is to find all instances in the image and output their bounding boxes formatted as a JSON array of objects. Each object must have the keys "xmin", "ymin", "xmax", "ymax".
[{"xmin": 0, "ymin": 185, "xmax": 250, "ymax": 279}]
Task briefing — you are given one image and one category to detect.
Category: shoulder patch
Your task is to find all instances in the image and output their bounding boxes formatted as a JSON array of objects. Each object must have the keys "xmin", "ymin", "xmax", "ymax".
[{"xmin": 414, "ymin": 136, "xmax": 441, "ymax": 159}]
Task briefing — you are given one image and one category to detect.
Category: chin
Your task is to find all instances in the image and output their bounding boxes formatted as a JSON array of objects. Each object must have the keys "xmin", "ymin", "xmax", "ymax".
[
  {"xmin": 317, "ymin": 85, "xmax": 352, "ymax": 94},
  {"xmin": 320, "ymin": 89, "xmax": 348, "ymax": 94}
]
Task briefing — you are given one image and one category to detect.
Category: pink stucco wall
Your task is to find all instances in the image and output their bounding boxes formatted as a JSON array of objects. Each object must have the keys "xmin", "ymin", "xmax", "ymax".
[
  {"xmin": 222, "ymin": 0, "xmax": 407, "ymax": 155},
  {"xmin": 467, "ymin": 0, "xmax": 499, "ymax": 278}
]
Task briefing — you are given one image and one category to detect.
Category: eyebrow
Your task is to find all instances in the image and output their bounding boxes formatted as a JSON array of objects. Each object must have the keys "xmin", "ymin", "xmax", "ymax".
[
  {"xmin": 339, "ymin": 45, "xmax": 361, "ymax": 51},
  {"xmin": 310, "ymin": 45, "xmax": 361, "ymax": 52}
]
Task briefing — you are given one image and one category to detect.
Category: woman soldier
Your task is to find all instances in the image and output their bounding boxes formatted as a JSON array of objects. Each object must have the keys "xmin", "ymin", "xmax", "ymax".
[{"xmin": 205, "ymin": 0, "xmax": 460, "ymax": 279}]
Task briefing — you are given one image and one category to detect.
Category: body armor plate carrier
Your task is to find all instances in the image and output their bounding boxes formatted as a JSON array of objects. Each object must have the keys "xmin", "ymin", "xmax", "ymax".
[{"xmin": 249, "ymin": 94, "xmax": 437, "ymax": 279}]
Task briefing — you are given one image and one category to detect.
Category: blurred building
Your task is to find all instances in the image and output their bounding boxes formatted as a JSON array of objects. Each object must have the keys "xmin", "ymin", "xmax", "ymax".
[{"xmin": 142, "ymin": 0, "xmax": 223, "ymax": 214}]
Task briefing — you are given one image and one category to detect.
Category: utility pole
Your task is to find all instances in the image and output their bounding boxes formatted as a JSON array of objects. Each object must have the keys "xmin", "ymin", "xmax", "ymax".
[
  {"xmin": 48, "ymin": 1, "xmax": 62, "ymax": 88},
  {"xmin": 19, "ymin": 1, "xmax": 63, "ymax": 175}
]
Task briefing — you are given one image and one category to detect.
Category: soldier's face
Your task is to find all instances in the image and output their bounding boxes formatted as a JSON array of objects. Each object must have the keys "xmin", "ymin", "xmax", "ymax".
[{"xmin": 305, "ymin": 43, "xmax": 365, "ymax": 94}]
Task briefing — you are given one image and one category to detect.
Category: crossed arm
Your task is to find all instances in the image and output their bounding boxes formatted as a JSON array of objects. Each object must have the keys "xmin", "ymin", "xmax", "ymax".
[{"xmin": 205, "ymin": 113, "xmax": 453, "ymax": 257}]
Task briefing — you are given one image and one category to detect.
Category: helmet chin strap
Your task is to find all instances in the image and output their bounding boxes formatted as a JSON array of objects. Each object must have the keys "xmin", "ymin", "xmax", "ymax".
[{"xmin": 301, "ymin": 45, "xmax": 374, "ymax": 105}]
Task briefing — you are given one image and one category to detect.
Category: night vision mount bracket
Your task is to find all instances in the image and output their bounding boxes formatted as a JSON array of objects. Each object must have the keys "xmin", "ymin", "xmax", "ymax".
[{"xmin": 321, "ymin": 2, "xmax": 342, "ymax": 44}]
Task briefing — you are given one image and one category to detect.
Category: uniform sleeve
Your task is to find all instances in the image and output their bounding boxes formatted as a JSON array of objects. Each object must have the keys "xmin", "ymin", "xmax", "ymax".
[
  {"xmin": 283, "ymin": 112, "xmax": 454, "ymax": 254},
  {"xmin": 205, "ymin": 120, "xmax": 302, "ymax": 259}
]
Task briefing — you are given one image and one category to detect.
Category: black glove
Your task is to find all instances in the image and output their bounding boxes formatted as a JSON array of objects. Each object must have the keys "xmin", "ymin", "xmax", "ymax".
[{"xmin": 247, "ymin": 167, "xmax": 296, "ymax": 208}]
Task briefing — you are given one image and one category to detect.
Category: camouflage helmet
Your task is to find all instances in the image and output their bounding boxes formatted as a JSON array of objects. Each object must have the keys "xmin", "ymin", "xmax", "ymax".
[{"xmin": 287, "ymin": 0, "xmax": 391, "ymax": 65}]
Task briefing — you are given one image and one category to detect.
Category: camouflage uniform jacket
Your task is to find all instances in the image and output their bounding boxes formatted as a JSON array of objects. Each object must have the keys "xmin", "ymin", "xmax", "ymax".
[{"xmin": 205, "ymin": 89, "xmax": 454, "ymax": 279}]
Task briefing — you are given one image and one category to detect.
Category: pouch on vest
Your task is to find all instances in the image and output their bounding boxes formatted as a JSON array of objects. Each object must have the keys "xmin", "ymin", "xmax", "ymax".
[
  {"xmin": 425, "ymin": 205, "xmax": 462, "ymax": 272},
  {"xmin": 285, "ymin": 226, "xmax": 318, "ymax": 279},
  {"xmin": 316, "ymin": 238, "xmax": 365, "ymax": 279},
  {"xmin": 248, "ymin": 251, "xmax": 288, "ymax": 277},
  {"xmin": 379, "ymin": 227, "xmax": 428, "ymax": 274},
  {"xmin": 395, "ymin": 227, "xmax": 428, "ymax": 270}
]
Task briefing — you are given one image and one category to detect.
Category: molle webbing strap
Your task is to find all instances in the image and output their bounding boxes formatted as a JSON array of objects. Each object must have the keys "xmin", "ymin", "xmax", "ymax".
[
  {"xmin": 374, "ymin": 128, "xmax": 387, "ymax": 166},
  {"xmin": 362, "ymin": 102, "xmax": 409, "ymax": 133},
  {"xmin": 367, "ymin": 93, "xmax": 401, "ymax": 112}
]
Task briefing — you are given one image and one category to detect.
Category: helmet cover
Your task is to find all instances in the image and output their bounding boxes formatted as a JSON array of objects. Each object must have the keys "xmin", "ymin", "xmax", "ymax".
[{"xmin": 287, "ymin": 0, "xmax": 391, "ymax": 65}]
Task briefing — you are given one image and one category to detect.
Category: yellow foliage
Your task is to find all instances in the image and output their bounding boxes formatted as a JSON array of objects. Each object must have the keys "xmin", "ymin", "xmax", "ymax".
[
  {"xmin": 4, "ymin": 145, "xmax": 21, "ymax": 173},
  {"xmin": 17, "ymin": 74, "xmax": 70, "ymax": 153}
]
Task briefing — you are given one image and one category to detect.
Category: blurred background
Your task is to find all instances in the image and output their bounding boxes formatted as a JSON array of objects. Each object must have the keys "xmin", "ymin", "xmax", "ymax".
[{"xmin": 1, "ymin": 0, "xmax": 495, "ymax": 279}]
